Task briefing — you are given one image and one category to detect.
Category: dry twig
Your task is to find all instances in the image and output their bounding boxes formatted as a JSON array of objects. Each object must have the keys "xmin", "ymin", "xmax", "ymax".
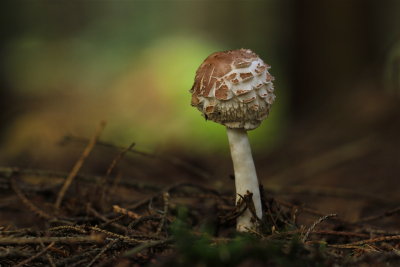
[
  {"xmin": 275, "ymin": 199, "xmax": 347, "ymax": 224},
  {"xmin": 61, "ymin": 135, "xmax": 211, "ymax": 180},
  {"xmin": 302, "ymin": 213, "xmax": 337, "ymax": 242},
  {"xmin": 87, "ymin": 204, "xmax": 128, "ymax": 233},
  {"xmin": 0, "ymin": 235, "xmax": 104, "ymax": 245},
  {"xmin": 88, "ymin": 226, "xmax": 159, "ymax": 243},
  {"xmin": 123, "ymin": 238, "xmax": 173, "ymax": 257},
  {"xmin": 105, "ymin": 142, "xmax": 136, "ymax": 177},
  {"xmin": 86, "ymin": 239, "xmax": 118, "ymax": 267},
  {"xmin": 268, "ymin": 229, "xmax": 369, "ymax": 240},
  {"xmin": 14, "ymin": 242, "xmax": 55, "ymax": 267},
  {"xmin": 113, "ymin": 205, "xmax": 141, "ymax": 220},
  {"xmin": 329, "ymin": 235, "xmax": 400, "ymax": 249},
  {"xmin": 40, "ymin": 241, "xmax": 56, "ymax": 267},
  {"xmin": 10, "ymin": 176, "xmax": 55, "ymax": 220},
  {"xmin": 55, "ymin": 121, "xmax": 106, "ymax": 209},
  {"xmin": 355, "ymin": 206, "xmax": 400, "ymax": 224},
  {"xmin": 156, "ymin": 192, "xmax": 170, "ymax": 235},
  {"xmin": 48, "ymin": 225, "xmax": 87, "ymax": 234}
]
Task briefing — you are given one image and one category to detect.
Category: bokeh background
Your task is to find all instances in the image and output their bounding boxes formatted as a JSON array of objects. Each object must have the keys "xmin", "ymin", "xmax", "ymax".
[
  {"xmin": 1, "ymin": 0, "xmax": 291, "ymax": 159},
  {"xmin": 1, "ymin": 0, "xmax": 400, "ymax": 218}
]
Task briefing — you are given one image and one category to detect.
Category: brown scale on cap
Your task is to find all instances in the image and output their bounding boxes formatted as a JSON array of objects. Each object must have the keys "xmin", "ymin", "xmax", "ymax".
[
  {"xmin": 215, "ymin": 84, "xmax": 230, "ymax": 100},
  {"xmin": 239, "ymin": 72, "xmax": 254, "ymax": 81},
  {"xmin": 233, "ymin": 60, "xmax": 252, "ymax": 69},
  {"xmin": 190, "ymin": 49, "xmax": 275, "ymax": 130},
  {"xmin": 255, "ymin": 82, "xmax": 264, "ymax": 89},
  {"xmin": 255, "ymin": 64, "xmax": 266, "ymax": 74},
  {"xmin": 231, "ymin": 78, "xmax": 240, "ymax": 84},
  {"xmin": 226, "ymin": 73, "xmax": 237, "ymax": 81},
  {"xmin": 235, "ymin": 89, "xmax": 252, "ymax": 96}
]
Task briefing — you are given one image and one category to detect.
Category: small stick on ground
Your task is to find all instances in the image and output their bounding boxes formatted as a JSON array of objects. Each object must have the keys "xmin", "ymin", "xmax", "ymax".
[
  {"xmin": 86, "ymin": 239, "xmax": 118, "ymax": 267},
  {"xmin": 55, "ymin": 121, "xmax": 106, "ymax": 209},
  {"xmin": 0, "ymin": 235, "xmax": 103, "ymax": 244},
  {"xmin": 311, "ymin": 230, "xmax": 369, "ymax": 238},
  {"xmin": 268, "ymin": 229, "xmax": 369, "ymax": 240},
  {"xmin": 0, "ymin": 235, "xmax": 103, "ymax": 245},
  {"xmin": 128, "ymin": 215, "xmax": 162, "ymax": 230},
  {"xmin": 40, "ymin": 241, "xmax": 56, "ymax": 267},
  {"xmin": 364, "ymin": 228, "xmax": 400, "ymax": 236},
  {"xmin": 61, "ymin": 135, "xmax": 211, "ymax": 180},
  {"xmin": 99, "ymin": 142, "xmax": 135, "ymax": 203},
  {"xmin": 302, "ymin": 213, "xmax": 337, "ymax": 242},
  {"xmin": 105, "ymin": 142, "xmax": 136, "ymax": 177},
  {"xmin": 48, "ymin": 225, "xmax": 87, "ymax": 234},
  {"xmin": 328, "ymin": 235, "xmax": 400, "ymax": 249},
  {"xmin": 275, "ymin": 199, "xmax": 347, "ymax": 224},
  {"xmin": 113, "ymin": 205, "xmax": 141, "ymax": 220},
  {"xmin": 123, "ymin": 238, "xmax": 172, "ymax": 257},
  {"xmin": 354, "ymin": 206, "xmax": 400, "ymax": 224},
  {"xmin": 14, "ymin": 242, "xmax": 55, "ymax": 267},
  {"xmin": 156, "ymin": 192, "xmax": 170, "ymax": 235},
  {"xmin": 87, "ymin": 204, "xmax": 128, "ymax": 233},
  {"xmin": 54, "ymin": 248, "xmax": 103, "ymax": 266},
  {"xmin": 89, "ymin": 226, "xmax": 157, "ymax": 243},
  {"xmin": 10, "ymin": 176, "xmax": 55, "ymax": 221},
  {"xmin": 100, "ymin": 214, "xmax": 126, "ymax": 228}
]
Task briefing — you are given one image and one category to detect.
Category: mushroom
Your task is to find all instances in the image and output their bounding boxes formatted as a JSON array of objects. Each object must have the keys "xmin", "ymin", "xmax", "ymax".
[{"xmin": 190, "ymin": 49, "xmax": 276, "ymax": 231}]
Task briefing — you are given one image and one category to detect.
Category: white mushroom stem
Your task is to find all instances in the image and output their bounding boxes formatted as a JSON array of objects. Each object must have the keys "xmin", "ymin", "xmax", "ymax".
[{"xmin": 226, "ymin": 127, "xmax": 263, "ymax": 231}]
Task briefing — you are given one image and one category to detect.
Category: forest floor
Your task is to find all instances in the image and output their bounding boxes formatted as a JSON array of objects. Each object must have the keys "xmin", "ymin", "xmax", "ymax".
[{"xmin": 1, "ymin": 88, "xmax": 400, "ymax": 266}]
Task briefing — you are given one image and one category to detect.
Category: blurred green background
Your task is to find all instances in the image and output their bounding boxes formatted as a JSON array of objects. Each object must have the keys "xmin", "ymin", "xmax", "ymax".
[{"xmin": 0, "ymin": 0, "xmax": 399, "ymax": 160}]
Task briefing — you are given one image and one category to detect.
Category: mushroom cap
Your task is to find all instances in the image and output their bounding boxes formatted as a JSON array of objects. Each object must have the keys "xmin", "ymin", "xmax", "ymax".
[{"xmin": 190, "ymin": 49, "xmax": 275, "ymax": 130}]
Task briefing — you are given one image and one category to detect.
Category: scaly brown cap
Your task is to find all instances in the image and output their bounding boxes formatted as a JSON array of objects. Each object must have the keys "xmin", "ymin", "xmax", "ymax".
[{"xmin": 190, "ymin": 49, "xmax": 275, "ymax": 130}]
